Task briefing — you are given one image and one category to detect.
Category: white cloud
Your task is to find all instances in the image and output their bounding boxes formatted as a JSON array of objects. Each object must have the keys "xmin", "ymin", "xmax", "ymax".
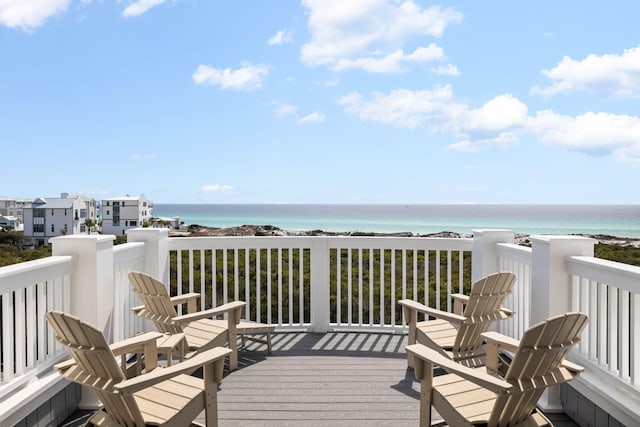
[
  {"xmin": 531, "ymin": 110, "xmax": 640, "ymax": 159},
  {"xmin": 298, "ymin": 112, "xmax": 326, "ymax": 124},
  {"xmin": 268, "ymin": 29, "xmax": 294, "ymax": 45},
  {"xmin": 192, "ymin": 62, "xmax": 270, "ymax": 91},
  {"xmin": 339, "ymin": 85, "xmax": 455, "ymax": 129},
  {"xmin": 201, "ymin": 184, "xmax": 235, "ymax": 193},
  {"xmin": 0, "ymin": 0, "xmax": 70, "ymax": 31},
  {"xmin": 464, "ymin": 95, "xmax": 529, "ymax": 132},
  {"xmin": 430, "ymin": 64, "xmax": 459, "ymax": 76},
  {"xmin": 531, "ymin": 46, "xmax": 640, "ymax": 98},
  {"xmin": 272, "ymin": 101, "xmax": 298, "ymax": 117},
  {"xmin": 333, "ymin": 44, "xmax": 444, "ymax": 73},
  {"xmin": 339, "ymin": 86, "xmax": 640, "ymax": 162},
  {"xmin": 300, "ymin": 0, "xmax": 462, "ymax": 72},
  {"xmin": 122, "ymin": 0, "xmax": 167, "ymax": 17}
]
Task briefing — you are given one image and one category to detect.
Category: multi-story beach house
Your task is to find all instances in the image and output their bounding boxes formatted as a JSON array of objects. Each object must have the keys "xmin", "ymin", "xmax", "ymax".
[
  {"xmin": 0, "ymin": 196, "xmax": 31, "ymax": 228},
  {"xmin": 22, "ymin": 193, "xmax": 99, "ymax": 247},
  {"xmin": 101, "ymin": 194, "xmax": 153, "ymax": 235}
]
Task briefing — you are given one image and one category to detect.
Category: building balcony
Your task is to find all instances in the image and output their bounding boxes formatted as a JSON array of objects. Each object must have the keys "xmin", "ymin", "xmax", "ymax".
[{"xmin": 1, "ymin": 229, "xmax": 638, "ymax": 426}]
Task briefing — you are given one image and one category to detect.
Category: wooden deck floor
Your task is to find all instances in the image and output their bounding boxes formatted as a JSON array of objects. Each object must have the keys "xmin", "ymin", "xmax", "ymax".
[{"xmin": 61, "ymin": 332, "xmax": 579, "ymax": 426}]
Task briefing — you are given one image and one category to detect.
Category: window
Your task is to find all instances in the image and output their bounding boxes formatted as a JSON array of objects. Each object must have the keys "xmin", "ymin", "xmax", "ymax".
[
  {"xmin": 64, "ymin": 209, "xmax": 67, "ymax": 216},
  {"xmin": 106, "ymin": 210, "xmax": 110, "ymax": 215},
  {"xmin": 51, "ymin": 224, "xmax": 55, "ymax": 232},
  {"xmin": 51, "ymin": 209, "xmax": 54, "ymax": 216},
  {"xmin": 80, "ymin": 209, "xmax": 87, "ymax": 218},
  {"xmin": 113, "ymin": 220, "xmax": 120, "ymax": 226},
  {"xmin": 80, "ymin": 224, "xmax": 85, "ymax": 233},
  {"xmin": 34, "ymin": 209, "xmax": 44, "ymax": 217},
  {"xmin": 34, "ymin": 224, "xmax": 44, "ymax": 233},
  {"xmin": 130, "ymin": 220, "xmax": 137, "ymax": 227}
]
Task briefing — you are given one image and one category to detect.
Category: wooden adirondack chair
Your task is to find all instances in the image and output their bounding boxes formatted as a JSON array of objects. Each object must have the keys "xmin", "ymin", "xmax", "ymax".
[
  {"xmin": 46, "ymin": 310, "xmax": 231, "ymax": 427},
  {"xmin": 129, "ymin": 271, "xmax": 274, "ymax": 371},
  {"xmin": 406, "ymin": 312, "xmax": 588, "ymax": 427},
  {"xmin": 399, "ymin": 271, "xmax": 516, "ymax": 368}
]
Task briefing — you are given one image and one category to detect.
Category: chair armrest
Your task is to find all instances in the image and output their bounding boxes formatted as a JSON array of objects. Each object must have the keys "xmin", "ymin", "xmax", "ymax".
[
  {"xmin": 172, "ymin": 300, "xmax": 246, "ymax": 324},
  {"xmin": 406, "ymin": 343, "xmax": 511, "ymax": 394},
  {"xmin": 399, "ymin": 299, "xmax": 466, "ymax": 324},
  {"xmin": 451, "ymin": 293, "xmax": 469, "ymax": 303},
  {"xmin": 115, "ymin": 347, "xmax": 232, "ymax": 395},
  {"xmin": 109, "ymin": 332, "xmax": 164, "ymax": 357},
  {"xmin": 482, "ymin": 331, "xmax": 519, "ymax": 353},
  {"xmin": 169, "ymin": 293, "xmax": 200, "ymax": 313}
]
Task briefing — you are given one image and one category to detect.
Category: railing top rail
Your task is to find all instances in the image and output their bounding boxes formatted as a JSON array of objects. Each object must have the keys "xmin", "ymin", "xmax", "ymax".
[
  {"xmin": 496, "ymin": 242, "xmax": 532, "ymax": 263},
  {"xmin": 568, "ymin": 255, "xmax": 640, "ymax": 293},
  {"xmin": 167, "ymin": 235, "xmax": 474, "ymax": 251},
  {"xmin": 0, "ymin": 255, "xmax": 73, "ymax": 294}
]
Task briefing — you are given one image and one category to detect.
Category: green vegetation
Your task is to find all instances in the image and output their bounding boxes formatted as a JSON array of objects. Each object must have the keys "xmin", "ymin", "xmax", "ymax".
[{"xmin": 0, "ymin": 231, "xmax": 51, "ymax": 267}]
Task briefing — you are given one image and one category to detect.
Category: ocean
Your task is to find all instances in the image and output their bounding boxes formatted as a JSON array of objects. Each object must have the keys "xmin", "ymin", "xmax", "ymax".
[{"xmin": 152, "ymin": 204, "xmax": 640, "ymax": 238}]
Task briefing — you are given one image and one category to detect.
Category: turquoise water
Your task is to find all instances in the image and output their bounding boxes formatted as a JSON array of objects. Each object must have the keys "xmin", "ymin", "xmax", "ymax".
[{"xmin": 152, "ymin": 204, "xmax": 640, "ymax": 238}]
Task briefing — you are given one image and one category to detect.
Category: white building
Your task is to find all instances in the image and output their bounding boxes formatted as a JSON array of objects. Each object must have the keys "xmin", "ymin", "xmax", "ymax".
[
  {"xmin": 101, "ymin": 194, "xmax": 153, "ymax": 235},
  {"xmin": 0, "ymin": 197, "xmax": 31, "ymax": 226},
  {"xmin": 23, "ymin": 193, "xmax": 99, "ymax": 246},
  {"xmin": 0, "ymin": 215, "xmax": 21, "ymax": 231}
]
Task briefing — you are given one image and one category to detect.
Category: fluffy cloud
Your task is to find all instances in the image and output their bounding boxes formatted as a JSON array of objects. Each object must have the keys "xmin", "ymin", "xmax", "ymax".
[
  {"xmin": 430, "ymin": 64, "xmax": 459, "ymax": 76},
  {"xmin": 333, "ymin": 45, "xmax": 444, "ymax": 73},
  {"xmin": 340, "ymin": 86, "xmax": 640, "ymax": 162},
  {"xmin": 531, "ymin": 46, "xmax": 640, "ymax": 99},
  {"xmin": 298, "ymin": 112, "xmax": 326, "ymax": 124},
  {"xmin": 268, "ymin": 29, "xmax": 294, "ymax": 45},
  {"xmin": 0, "ymin": 0, "xmax": 70, "ymax": 31},
  {"xmin": 122, "ymin": 0, "xmax": 167, "ymax": 18},
  {"xmin": 272, "ymin": 101, "xmax": 298, "ymax": 118},
  {"xmin": 301, "ymin": 0, "xmax": 462, "ymax": 72},
  {"xmin": 192, "ymin": 62, "xmax": 270, "ymax": 91},
  {"xmin": 339, "ymin": 85, "xmax": 455, "ymax": 129},
  {"xmin": 201, "ymin": 184, "xmax": 235, "ymax": 193}
]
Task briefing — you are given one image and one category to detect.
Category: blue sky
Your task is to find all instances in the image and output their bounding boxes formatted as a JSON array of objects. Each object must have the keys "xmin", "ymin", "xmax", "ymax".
[{"xmin": 2, "ymin": 1, "xmax": 640, "ymax": 204}]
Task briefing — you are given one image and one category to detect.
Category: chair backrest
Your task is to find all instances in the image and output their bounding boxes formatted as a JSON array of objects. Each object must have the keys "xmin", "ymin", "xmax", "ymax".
[
  {"xmin": 454, "ymin": 272, "xmax": 516, "ymax": 353},
  {"xmin": 490, "ymin": 312, "xmax": 588, "ymax": 426},
  {"xmin": 46, "ymin": 311, "xmax": 146, "ymax": 426},
  {"xmin": 129, "ymin": 271, "xmax": 183, "ymax": 334}
]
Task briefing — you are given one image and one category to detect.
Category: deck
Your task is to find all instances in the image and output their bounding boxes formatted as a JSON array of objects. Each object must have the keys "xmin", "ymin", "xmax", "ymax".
[{"xmin": 61, "ymin": 332, "xmax": 578, "ymax": 427}]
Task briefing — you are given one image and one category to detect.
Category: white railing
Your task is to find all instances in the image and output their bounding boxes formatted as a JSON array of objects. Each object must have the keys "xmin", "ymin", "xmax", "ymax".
[
  {"xmin": 113, "ymin": 242, "xmax": 146, "ymax": 342},
  {"xmin": 166, "ymin": 236, "xmax": 473, "ymax": 332},
  {"xmin": 496, "ymin": 242, "xmax": 532, "ymax": 340},
  {"xmin": 568, "ymin": 256, "xmax": 640, "ymax": 387},
  {"xmin": 0, "ymin": 256, "xmax": 72, "ymax": 399}
]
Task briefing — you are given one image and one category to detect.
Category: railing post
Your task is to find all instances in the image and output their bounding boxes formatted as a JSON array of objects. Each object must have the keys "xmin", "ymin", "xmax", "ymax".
[
  {"xmin": 310, "ymin": 237, "xmax": 330, "ymax": 332},
  {"xmin": 51, "ymin": 234, "xmax": 115, "ymax": 410},
  {"xmin": 126, "ymin": 227, "xmax": 170, "ymax": 284},
  {"xmin": 51, "ymin": 235, "xmax": 116, "ymax": 340},
  {"xmin": 471, "ymin": 229, "xmax": 515, "ymax": 281},
  {"xmin": 530, "ymin": 234, "xmax": 596, "ymax": 411}
]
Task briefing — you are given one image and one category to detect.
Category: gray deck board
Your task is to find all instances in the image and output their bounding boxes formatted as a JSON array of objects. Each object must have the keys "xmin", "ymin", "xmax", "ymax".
[{"xmin": 60, "ymin": 331, "xmax": 578, "ymax": 426}]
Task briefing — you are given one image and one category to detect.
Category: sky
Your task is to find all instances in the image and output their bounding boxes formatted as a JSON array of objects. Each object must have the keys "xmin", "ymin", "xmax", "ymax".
[{"xmin": 2, "ymin": 0, "xmax": 640, "ymax": 205}]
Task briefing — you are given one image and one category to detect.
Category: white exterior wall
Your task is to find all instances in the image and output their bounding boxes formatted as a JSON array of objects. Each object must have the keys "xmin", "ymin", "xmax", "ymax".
[{"xmin": 101, "ymin": 194, "xmax": 153, "ymax": 235}]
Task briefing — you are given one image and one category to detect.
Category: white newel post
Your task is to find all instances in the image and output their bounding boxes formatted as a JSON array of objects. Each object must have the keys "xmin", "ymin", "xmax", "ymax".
[
  {"xmin": 471, "ymin": 229, "xmax": 515, "ymax": 281},
  {"xmin": 310, "ymin": 238, "xmax": 330, "ymax": 332},
  {"xmin": 51, "ymin": 234, "xmax": 116, "ymax": 410},
  {"xmin": 125, "ymin": 227, "xmax": 170, "ymax": 284},
  {"xmin": 530, "ymin": 235, "xmax": 596, "ymax": 411}
]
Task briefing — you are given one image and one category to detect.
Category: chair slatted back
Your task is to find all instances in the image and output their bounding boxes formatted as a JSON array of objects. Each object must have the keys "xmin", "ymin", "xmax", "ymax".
[
  {"xmin": 129, "ymin": 271, "xmax": 183, "ymax": 334},
  {"xmin": 454, "ymin": 272, "xmax": 516, "ymax": 353},
  {"xmin": 490, "ymin": 312, "xmax": 588, "ymax": 426},
  {"xmin": 46, "ymin": 311, "xmax": 145, "ymax": 427}
]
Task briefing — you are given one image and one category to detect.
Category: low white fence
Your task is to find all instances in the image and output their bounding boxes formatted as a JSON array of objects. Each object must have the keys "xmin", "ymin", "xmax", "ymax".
[
  {"xmin": 0, "ymin": 256, "xmax": 72, "ymax": 400},
  {"xmin": 166, "ymin": 236, "xmax": 474, "ymax": 332},
  {"xmin": 496, "ymin": 242, "xmax": 533, "ymax": 340}
]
